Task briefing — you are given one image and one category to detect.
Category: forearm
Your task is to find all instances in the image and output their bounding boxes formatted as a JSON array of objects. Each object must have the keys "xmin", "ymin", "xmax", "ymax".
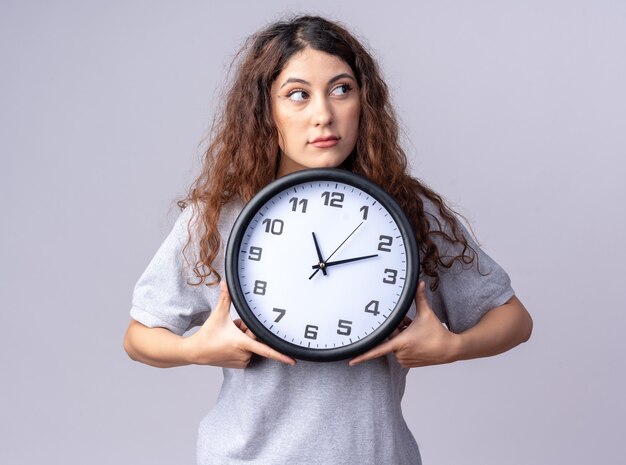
[
  {"xmin": 453, "ymin": 296, "xmax": 533, "ymax": 362},
  {"xmin": 455, "ymin": 296, "xmax": 533, "ymax": 360},
  {"xmin": 123, "ymin": 320, "xmax": 193, "ymax": 368}
]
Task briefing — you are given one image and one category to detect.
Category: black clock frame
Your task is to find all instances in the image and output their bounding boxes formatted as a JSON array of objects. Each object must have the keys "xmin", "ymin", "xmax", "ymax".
[{"xmin": 225, "ymin": 168, "xmax": 420, "ymax": 362}]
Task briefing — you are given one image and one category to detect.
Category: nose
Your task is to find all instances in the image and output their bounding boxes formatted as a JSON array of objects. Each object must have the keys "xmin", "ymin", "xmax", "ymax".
[{"xmin": 311, "ymin": 97, "xmax": 333, "ymax": 126}]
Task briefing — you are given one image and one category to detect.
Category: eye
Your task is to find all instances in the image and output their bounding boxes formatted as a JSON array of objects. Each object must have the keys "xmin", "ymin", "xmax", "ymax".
[
  {"xmin": 287, "ymin": 90, "xmax": 309, "ymax": 102},
  {"xmin": 331, "ymin": 84, "xmax": 352, "ymax": 96}
]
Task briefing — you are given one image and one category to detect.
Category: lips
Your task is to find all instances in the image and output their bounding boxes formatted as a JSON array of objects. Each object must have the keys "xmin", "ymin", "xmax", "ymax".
[{"xmin": 310, "ymin": 135, "xmax": 339, "ymax": 148}]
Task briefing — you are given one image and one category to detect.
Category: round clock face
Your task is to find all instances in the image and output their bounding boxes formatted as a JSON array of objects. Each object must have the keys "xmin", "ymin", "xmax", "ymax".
[{"xmin": 225, "ymin": 168, "xmax": 419, "ymax": 362}]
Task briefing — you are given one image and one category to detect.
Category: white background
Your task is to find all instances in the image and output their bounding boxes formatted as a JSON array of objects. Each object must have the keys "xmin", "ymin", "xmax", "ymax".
[{"xmin": 2, "ymin": 1, "xmax": 625, "ymax": 464}]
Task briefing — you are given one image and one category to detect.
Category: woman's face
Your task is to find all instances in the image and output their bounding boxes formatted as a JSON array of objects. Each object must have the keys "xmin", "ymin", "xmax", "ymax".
[{"xmin": 271, "ymin": 47, "xmax": 361, "ymax": 177}]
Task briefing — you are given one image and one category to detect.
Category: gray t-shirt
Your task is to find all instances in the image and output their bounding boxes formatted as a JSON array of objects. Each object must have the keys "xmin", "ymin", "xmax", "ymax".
[{"xmin": 130, "ymin": 198, "xmax": 514, "ymax": 465}]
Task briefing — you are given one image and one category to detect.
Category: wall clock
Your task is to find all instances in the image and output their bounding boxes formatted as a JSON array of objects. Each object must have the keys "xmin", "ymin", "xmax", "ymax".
[{"xmin": 225, "ymin": 168, "xmax": 419, "ymax": 362}]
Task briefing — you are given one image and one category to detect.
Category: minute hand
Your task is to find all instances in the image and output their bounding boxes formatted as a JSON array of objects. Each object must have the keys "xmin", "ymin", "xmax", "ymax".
[{"xmin": 311, "ymin": 254, "xmax": 379, "ymax": 270}]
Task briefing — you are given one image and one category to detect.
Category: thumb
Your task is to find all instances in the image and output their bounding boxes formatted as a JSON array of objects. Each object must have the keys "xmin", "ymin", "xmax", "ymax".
[
  {"xmin": 212, "ymin": 280, "xmax": 232, "ymax": 318},
  {"xmin": 414, "ymin": 281, "xmax": 429, "ymax": 316}
]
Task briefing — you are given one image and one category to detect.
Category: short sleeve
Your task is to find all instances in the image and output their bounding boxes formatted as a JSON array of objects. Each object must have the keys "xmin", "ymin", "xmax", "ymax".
[
  {"xmin": 423, "ymin": 203, "xmax": 515, "ymax": 333},
  {"xmin": 130, "ymin": 206, "xmax": 212, "ymax": 336}
]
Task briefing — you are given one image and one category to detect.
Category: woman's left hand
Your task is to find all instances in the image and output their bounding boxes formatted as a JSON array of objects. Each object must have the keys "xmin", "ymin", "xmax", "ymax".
[{"xmin": 349, "ymin": 281, "xmax": 461, "ymax": 368}]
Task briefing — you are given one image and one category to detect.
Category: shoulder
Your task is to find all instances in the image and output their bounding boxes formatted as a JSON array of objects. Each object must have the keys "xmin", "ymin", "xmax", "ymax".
[
  {"xmin": 178, "ymin": 199, "xmax": 245, "ymax": 238},
  {"xmin": 213, "ymin": 199, "xmax": 245, "ymax": 241},
  {"xmin": 417, "ymin": 193, "xmax": 461, "ymax": 234},
  {"xmin": 416, "ymin": 194, "xmax": 471, "ymax": 258}
]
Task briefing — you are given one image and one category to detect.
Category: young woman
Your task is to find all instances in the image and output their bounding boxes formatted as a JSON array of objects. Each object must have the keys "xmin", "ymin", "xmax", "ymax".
[{"xmin": 124, "ymin": 15, "xmax": 532, "ymax": 465}]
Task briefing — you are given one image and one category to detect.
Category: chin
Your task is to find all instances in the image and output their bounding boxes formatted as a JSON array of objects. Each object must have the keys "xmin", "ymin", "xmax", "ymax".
[
  {"xmin": 279, "ymin": 149, "xmax": 353, "ymax": 176},
  {"xmin": 313, "ymin": 152, "xmax": 352, "ymax": 169},
  {"xmin": 314, "ymin": 160, "xmax": 344, "ymax": 169}
]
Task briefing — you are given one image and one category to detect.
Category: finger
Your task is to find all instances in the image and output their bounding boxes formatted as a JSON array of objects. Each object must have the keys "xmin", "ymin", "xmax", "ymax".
[
  {"xmin": 233, "ymin": 318, "xmax": 249, "ymax": 332},
  {"xmin": 243, "ymin": 328, "xmax": 258, "ymax": 340},
  {"xmin": 389, "ymin": 315, "xmax": 414, "ymax": 337},
  {"xmin": 400, "ymin": 316, "xmax": 413, "ymax": 329},
  {"xmin": 242, "ymin": 338, "xmax": 296, "ymax": 366},
  {"xmin": 389, "ymin": 327, "xmax": 401, "ymax": 338},
  {"xmin": 348, "ymin": 338, "xmax": 396, "ymax": 366},
  {"xmin": 233, "ymin": 318, "xmax": 258, "ymax": 339}
]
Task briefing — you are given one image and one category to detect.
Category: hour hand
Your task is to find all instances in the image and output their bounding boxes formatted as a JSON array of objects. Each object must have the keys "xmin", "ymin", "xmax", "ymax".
[
  {"xmin": 312, "ymin": 254, "xmax": 379, "ymax": 270},
  {"xmin": 311, "ymin": 232, "xmax": 327, "ymax": 276}
]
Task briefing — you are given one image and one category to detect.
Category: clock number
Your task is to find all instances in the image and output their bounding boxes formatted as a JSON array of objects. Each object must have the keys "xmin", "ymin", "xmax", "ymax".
[
  {"xmin": 248, "ymin": 246, "xmax": 262, "ymax": 261},
  {"xmin": 289, "ymin": 197, "xmax": 308, "ymax": 213},
  {"xmin": 337, "ymin": 319, "xmax": 353, "ymax": 336},
  {"xmin": 365, "ymin": 300, "xmax": 380, "ymax": 316},
  {"xmin": 304, "ymin": 324, "xmax": 319, "ymax": 340},
  {"xmin": 360, "ymin": 205, "xmax": 369, "ymax": 220},
  {"xmin": 321, "ymin": 191, "xmax": 344, "ymax": 208},
  {"xmin": 383, "ymin": 269, "xmax": 398, "ymax": 285},
  {"xmin": 262, "ymin": 218, "xmax": 284, "ymax": 235},
  {"xmin": 272, "ymin": 307, "xmax": 286, "ymax": 322},
  {"xmin": 378, "ymin": 235, "xmax": 393, "ymax": 252},
  {"xmin": 253, "ymin": 280, "xmax": 267, "ymax": 295}
]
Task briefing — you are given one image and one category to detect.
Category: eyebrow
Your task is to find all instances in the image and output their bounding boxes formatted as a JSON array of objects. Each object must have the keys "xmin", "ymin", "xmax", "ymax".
[{"xmin": 279, "ymin": 73, "xmax": 356, "ymax": 89}]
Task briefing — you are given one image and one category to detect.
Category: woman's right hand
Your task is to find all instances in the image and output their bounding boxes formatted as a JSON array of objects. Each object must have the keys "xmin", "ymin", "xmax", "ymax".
[{"xmin": 185, "ymin": 281, "xmax": 296, "ymax": 368}]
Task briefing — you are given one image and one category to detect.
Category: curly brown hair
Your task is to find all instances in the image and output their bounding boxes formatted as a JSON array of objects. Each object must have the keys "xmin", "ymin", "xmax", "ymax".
[{"xmin": 178, "ymin": 15, "xmax": 475, "ymax": 290}]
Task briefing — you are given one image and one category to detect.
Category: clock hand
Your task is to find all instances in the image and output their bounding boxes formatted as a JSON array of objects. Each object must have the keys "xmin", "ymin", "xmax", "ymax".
[
  {"xmin": 309, "ymin": 222, "xmax": 364, "ymax": 279},
  {"xmin": 311, "ymin": 254, "xmax": 379, "ymax": 270},
  {"xmin": 311, "ymin": 232, "xmax": 327, "ymax": 276}
]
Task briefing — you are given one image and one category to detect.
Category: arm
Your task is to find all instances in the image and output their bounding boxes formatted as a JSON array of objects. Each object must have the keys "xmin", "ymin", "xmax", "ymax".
[
  {"xmin": 124, "ymin": 320, "xmax": 193, "ymax": 368},
  {"xmin": 454, "ymin": 294, "xmax": 532, "ymax": 361},
  {"xmin": 124, "ymin": 282, "xmax": 296, "ymax": 369},
  {"xmin": 349, "ymin": 281, "xmax": 532, "ymax": 368}
]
